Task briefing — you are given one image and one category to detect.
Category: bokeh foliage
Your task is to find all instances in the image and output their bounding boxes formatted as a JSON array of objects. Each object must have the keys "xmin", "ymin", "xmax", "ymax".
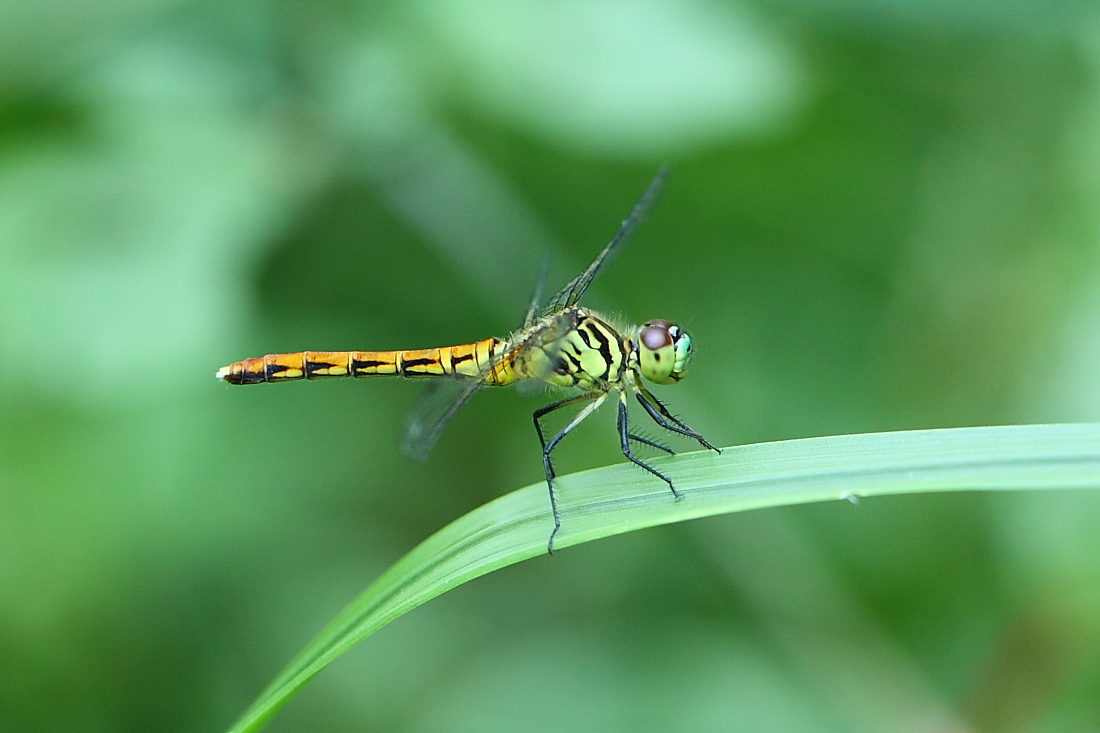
[{"xmin": 2, "ymin": 0, "xmax": 1100, "ymax": 731}]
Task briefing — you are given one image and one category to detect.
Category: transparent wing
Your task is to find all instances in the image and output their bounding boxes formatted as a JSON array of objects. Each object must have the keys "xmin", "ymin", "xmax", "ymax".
[
  {"xmin": 541, "ymin": 165, "xmax": 668, "ymax": 316},
  {"xmin": 401, "ymin": 378, "xmax": 483, "ymax": 462},
  {"xmin": 400, "ymin": 310, "xmax": 578, "ymax": 461},
  {"xmin": 405, "ymin": 254, "xmax": 551, "ymax": 461},
  {"xmin": 514, "ymin": 307, "xmax": 584, "ymax": 395},
  {"xmin": 523, "ymin": 252, "xmax": 552, "ymax": 328},
  {"xmin": 401, "ymin": 165, "xmax": 667, "ymax": 463}
]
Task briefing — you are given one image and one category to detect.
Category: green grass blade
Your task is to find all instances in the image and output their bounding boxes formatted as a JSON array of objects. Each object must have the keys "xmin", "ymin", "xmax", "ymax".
[{"xmin": 227, "ymin": 424, "xmax": 1100, "ymax": 732}]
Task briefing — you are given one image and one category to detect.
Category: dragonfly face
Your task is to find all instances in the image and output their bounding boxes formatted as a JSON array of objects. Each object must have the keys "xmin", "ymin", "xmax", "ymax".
[
  {"xmin": 217, "ymin": 166, "xmax": 718, "ymax": 552},
  {"xmin": 635, "ymin": 319, "xmax": 693, "ymax": 385}
]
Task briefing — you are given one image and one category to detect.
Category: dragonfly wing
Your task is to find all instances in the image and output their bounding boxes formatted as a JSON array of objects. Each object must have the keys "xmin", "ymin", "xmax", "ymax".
[
  {"xmin": 401, "ymin": 378, "xmax": 483, "ymax": 462},
  {"xmin": 523, "ymin": 252, "xmax": 552, "ymax": 328},
  {"xmin": 400, "ymin": 329, "xmax": 542, "ymax": 461},
  {"xmin": 541, "ymin": 165, "xmax": 668, "ymax": 315},
  {"xmin": 512, "ymin": 309, "xmax": 585, "ymax": 391},
  {"xmin": 402, "ymin": 278, "xmax": 583, "ymax": 462}
]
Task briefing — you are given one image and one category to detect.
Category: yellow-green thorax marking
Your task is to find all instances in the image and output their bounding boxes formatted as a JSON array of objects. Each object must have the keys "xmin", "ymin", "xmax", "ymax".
[
  {"xmin": 519, "ymin": 308, "xmax": 625, "ymax": 391},
  {"xmin": 512, "ymin": 308, "xmax": 693, "ymax": 393}
]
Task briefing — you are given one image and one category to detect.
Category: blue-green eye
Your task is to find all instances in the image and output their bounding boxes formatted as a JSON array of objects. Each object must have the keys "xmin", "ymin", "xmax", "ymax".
[{"xmin": 673, "ymin": 331, "xmax": 693, "ymax": 374}]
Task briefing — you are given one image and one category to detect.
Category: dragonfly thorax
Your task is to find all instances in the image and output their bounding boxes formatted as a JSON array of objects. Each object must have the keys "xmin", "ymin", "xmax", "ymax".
[
  {"xmin": 524, "ymin": 309, "xmax": 628, "ymax": 391},
  {"xmin": 635, "ymin": 319, "xmax": 693, "ymax": 385}
]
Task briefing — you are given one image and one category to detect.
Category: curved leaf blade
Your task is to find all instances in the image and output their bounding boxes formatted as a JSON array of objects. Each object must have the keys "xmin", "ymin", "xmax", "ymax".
[{"xmin": 228, "ymin": 423, "xmax": 1100, "ymax": 732}]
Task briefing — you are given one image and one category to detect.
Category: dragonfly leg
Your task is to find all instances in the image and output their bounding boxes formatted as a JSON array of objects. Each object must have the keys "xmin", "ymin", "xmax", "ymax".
[
  {"xmin": 628, "ymin": 433, "xmax": 675, "ymax": 455},
  {"xmin": 618, "ymin": 395, "xmax": 680, "ymax": 499},
  {"xmin": 533, "ymin": 393, "xmax": 600, "ymax": 474},
  {"xmin": 634, "ymin": 383, "xmax": 720, "ymax": 453},
  {"xmin": 534, "ymin": 392, "xmax": 605, "ymax": 553}
]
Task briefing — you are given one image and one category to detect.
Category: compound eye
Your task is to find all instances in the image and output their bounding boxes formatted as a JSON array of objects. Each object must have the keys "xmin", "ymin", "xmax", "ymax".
[
  {"xmin": 640, "ymin": 320, "xmax": 673, "ymax": 351},
  {"xmin": 638, "ymin": 320, "xmax": 679, "ymax": 385}
]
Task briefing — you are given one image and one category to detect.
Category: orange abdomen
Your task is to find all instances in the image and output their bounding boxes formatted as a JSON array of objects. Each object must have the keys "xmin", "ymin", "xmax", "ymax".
[{"xmin": 216, "ymin": 338, "xmax": 519, "ymax": 386}]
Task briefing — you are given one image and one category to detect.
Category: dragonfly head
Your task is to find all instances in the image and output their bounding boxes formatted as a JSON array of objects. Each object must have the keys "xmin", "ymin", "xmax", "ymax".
[{"xmin": 637, "ymin": 319, "xmax": 693, "ymax": 385}]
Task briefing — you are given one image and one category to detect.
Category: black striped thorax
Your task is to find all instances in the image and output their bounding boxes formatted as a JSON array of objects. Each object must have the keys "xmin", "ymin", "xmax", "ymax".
[{"xmin": 532, "ymin": 307, "xmax": 633, "ymax": 391}]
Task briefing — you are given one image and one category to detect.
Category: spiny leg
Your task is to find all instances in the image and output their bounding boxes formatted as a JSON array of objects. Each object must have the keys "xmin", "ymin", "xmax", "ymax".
[
  {"xmin": 618, "ymin": 394, "xmax": 681, "ymax": 499},
  {"xmin": 534, "ymin": 392, "xmax": 605, "ymax": 553},
  {"xmin": 634, "ymin": 382, "xmax": 720, "ymax": 453},
  {"xmin": 628, "ymin": 433, "xmax": 675, "ymax": 454}
]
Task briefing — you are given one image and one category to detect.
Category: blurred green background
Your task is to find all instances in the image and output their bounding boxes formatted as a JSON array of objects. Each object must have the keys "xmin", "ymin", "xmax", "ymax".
[{"xmin": 4, "ymin": 0, "xmax": 1100, "ymax": 731}]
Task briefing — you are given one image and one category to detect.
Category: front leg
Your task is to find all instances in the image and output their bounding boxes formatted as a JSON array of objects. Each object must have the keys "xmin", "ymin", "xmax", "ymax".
[
  {"xmin": 618, "ymin": 392, "xmax": 681, "ymax": 499},
  {"xmin": 634, "ymin": 380, "xmax": 720, "ymax": 453}
]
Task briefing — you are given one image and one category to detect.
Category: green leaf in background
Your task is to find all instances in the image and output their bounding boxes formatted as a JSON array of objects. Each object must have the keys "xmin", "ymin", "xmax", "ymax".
[{"xmin": 229, "ymin": 423, "xmax": 1100, "ymax": 733}]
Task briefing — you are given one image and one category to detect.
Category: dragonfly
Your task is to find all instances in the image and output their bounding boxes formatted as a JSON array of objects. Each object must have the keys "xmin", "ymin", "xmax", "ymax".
[{"xmin": 217, "ymin": 167, "xmax": 718, "ymax": 551}]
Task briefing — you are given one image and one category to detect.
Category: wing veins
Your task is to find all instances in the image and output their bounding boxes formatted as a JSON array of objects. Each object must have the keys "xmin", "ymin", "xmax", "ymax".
[{"xmin": 541, "ymin": 165, "xmax": 668, "ymax": 316}]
